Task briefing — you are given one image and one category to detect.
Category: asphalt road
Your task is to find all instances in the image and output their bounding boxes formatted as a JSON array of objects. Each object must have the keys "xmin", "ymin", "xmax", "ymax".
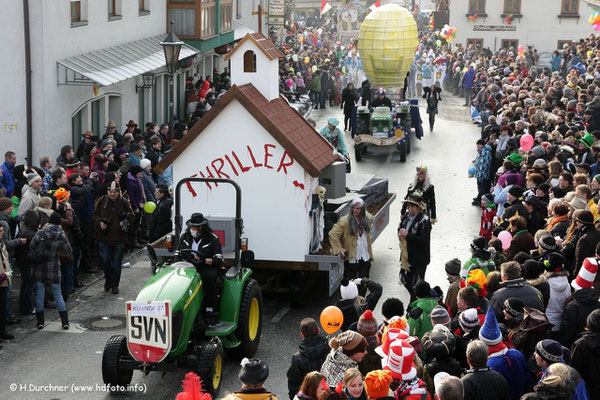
[{"xmin": 0, "ymin": 93, "xmax": 481, "ymax": 399}]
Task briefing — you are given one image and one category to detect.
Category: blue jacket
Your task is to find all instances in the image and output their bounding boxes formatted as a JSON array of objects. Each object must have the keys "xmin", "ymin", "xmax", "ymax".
[
  {"xmin": 1, "ymin": 161, "xmax": 15, "ymax": 197},
  {"xmin": 487, "ymin": 348, "xmax": 530, "ymax": 400},
  {"xmin": 463, "ymin": 68, "xmax": 476, "ymax": 88}
]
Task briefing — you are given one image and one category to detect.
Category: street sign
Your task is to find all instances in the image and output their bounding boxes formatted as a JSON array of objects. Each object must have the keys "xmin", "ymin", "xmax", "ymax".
[
  {"xmin": 269, "ymin": 0, "xmax": 285, "ymax": 25},
  {"xmin": 126, "ymin": 300, "xmax": 172, "ymax": 363},
  {"xmin": 269, "ymin": 16, "xmax": 285, "ymax": 25}
]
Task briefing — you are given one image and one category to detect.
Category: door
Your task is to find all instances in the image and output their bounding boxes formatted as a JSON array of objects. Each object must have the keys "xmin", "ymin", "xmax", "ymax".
[{"xmin": 501, "ymin": 39, "xmax": 518, "ymax": 50}]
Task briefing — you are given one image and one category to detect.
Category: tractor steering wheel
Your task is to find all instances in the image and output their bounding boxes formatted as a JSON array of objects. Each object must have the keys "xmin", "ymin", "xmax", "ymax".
[{"xmin": 178, "ymin": 249, "xmax": 206, "ymax": 264}]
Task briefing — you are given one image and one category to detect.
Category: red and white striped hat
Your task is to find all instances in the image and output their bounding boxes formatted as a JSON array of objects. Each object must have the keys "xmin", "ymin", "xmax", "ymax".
[
  {"xmin": 375, "ymin": 328, "xmax": 409, "ymax": 358},
  {"xmin": 383, "ymin": 339, "xmax": 416, "ymax": 381},
  {"xmin": 572, "ymin": 257, "xmax": 598, "ymax": 291}
]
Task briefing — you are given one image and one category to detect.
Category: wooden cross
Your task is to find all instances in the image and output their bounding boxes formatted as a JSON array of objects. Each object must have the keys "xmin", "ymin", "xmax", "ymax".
[{"xmin": 252, "ymin": 4, "xmax": 268, "ymax": 35}]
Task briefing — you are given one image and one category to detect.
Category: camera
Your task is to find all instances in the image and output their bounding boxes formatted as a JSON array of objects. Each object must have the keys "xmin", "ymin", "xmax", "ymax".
[
  {"xmin": 100, "ymin": 217, "xmax": 112, "ymax": 230},
  {"xmin": 120, "ymin": 213, "xmax": 130, "ymax": 233}
]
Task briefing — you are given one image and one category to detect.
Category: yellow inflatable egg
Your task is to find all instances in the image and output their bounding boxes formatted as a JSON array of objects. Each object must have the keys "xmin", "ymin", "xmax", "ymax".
[{"xmin": 358, "ymin": 4, "xmax": 418, "ymax": 87}]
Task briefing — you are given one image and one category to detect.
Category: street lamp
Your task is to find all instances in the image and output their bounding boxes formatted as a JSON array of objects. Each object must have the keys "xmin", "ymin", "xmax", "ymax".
[{"xmin": 161, "ymin": 22, "xmax": 184, "ymax": 143}]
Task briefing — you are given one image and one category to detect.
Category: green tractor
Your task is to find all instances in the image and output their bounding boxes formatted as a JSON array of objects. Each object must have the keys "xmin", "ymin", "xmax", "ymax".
[{"xmin": 101, "ymin": 178, "xmax": 262, "ymax": 396}]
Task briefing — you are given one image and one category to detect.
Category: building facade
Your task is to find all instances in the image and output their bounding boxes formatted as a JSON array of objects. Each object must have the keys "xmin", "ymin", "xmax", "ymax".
[
  {"xmin": 0, "ymin": 0, "xmax": 255, "ymax": 165},
  {"xmin": 449, "ymin": 0, "xmax": 596, "ymax": 54}
]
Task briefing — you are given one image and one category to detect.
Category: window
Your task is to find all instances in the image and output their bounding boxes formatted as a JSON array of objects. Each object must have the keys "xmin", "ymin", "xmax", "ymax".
[
  {"xmin": 561, "ymin": 0, "xmax": 579, "ymax": 15},
  {"xmin": 236, "ymin": 0, "xmax": 242, "ymax": 19},
  {"xmin": 501, "ymin": 39, "xmax": 518, "ymax": 49},
  {"xmin": 170, "ymin": 8, "xmax": 196, "ymax": 36},
  {"xmin": 221, "ymin": 0, "xmax": 232, "ymax": 32},
  {"xmin": 468, "ymin": 0, "xmax": 485, "ymax": 13},
  {"xmin": 557, "ymin": 40, "xmax": 571, "ymax": 49},
  {"xmin": 503, "ymin": 0, "xmax": 520, "ymax": 14},
  {"xmin": 108, "ymin": 0, "xmax": 121, "ymax": 19},
  {"xmin": 139, "ymin": 0, "xmax": 150, "ymax": 15},
  {"xmin": 201, "ymin": 1, "xmax": 217, "ymax": 37},
  {"xmin": 467, "ymin": 38, "xmax": 484, "ymax": 49},
  {"xmin": 71, "ymin": 1, "xmax": 81, "ymax": 23},
  {"xmin": 244, "ymin": 50, "xmax": 256, "ymax": 72}
]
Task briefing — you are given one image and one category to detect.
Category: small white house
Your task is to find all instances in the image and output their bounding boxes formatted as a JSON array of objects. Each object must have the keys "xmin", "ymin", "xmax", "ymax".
[
  {"xmin": 449, "ymin": 0, "xmax": 596, "ymax": 54},
  {"xmin": 156, "ymin": 33, "xmax": 337, "ymax": 262}
]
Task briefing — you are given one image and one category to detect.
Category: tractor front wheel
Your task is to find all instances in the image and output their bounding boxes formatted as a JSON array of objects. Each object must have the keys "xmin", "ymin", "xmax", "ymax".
[
  {"xmin": 196, "ymin": 341, "xmax": 224, "ymax": 397},
  {"xmin": 225, "ymin": 279, "xmax": 263, "ymax": 359},
  {"xmin": 102, "ymin": 335, "xmax": 133, "ymax": 391}
]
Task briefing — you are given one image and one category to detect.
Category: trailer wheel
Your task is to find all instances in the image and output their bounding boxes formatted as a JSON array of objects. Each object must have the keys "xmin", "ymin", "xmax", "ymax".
[
  {"xmin": 196, "ymin": 341, "xmax": 224, "ymax": 397},
  {"xmin": 354, "ymin": 144, "xmax": 363, "ymax": 161},
  {"xmin": 225, "ymin": 279, "xmax": 263, "ymax": 359},
  {"xmin": 398, "ymin": 143, "xmax": 407, "ymax": 162},
  {"xmin": 102, "ymin": 335, "xmax": 133, "ymax": 391}
]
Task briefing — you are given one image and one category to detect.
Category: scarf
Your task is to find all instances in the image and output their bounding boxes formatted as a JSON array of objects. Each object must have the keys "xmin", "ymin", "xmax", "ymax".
[
  {"xmin": 547, "ymin": 214, "xmax": 568, "ymax": 231},
  {"xmin": 396, "ymin": 378, "xmax": 426, "ymax": 398},
  {"xmin": 487, "ymin": 342, "xmax": 508, "ymax": 358}
]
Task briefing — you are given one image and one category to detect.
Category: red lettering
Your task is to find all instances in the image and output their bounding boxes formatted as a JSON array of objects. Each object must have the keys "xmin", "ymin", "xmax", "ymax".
[
  {"xmin": 204, "ymin": 167, "xmax": 218, "ymax": 187},
  {"xmin": 224, "ymin": 154, "xmax": 239, "ymax": 176},
  {"xmin": 197, "ymin": 171, "xmax": 212, "ymax": 189},
  {"xmin": 264, "ymin": 144, "xmax": 276, "ymax": 169},
  {"xmin": 211, "ymin": 158, "xmax": 230, "ymax": 179},
  {"xmin": 186, "ymin": 173, "xmax": 199, "ymax": 197},
  {"xmin": 276, "ymin": 151, "xmax": 294, "ymax": 174},
  {"xmin": 232, "ymin": 150, "xmax": 251, "ymax": 173},
  {"xmin": 247, "ymin": 145, "xmax": 263, "ymax": 168}
]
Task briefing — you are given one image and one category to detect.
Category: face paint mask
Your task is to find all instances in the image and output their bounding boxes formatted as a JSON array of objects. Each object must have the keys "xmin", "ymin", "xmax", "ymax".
[{"xmin": 190, "ymin": 229, "xmax": 199, "ymax": 238}]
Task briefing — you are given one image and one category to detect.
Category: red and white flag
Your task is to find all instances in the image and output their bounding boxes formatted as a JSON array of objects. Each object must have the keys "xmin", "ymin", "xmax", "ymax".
[
  {"xmin": 369, "ymin": 0, "xmax": 380, "ymax": 12},
  {"xmin": 320, "ymin": 0, "xmax": 332, "ymax": 15}
]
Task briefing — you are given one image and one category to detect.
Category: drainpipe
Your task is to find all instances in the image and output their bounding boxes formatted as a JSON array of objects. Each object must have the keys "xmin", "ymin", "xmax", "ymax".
[{"xmin": 23, "ymin": 0, "xmax": 33, "ymax": 167}]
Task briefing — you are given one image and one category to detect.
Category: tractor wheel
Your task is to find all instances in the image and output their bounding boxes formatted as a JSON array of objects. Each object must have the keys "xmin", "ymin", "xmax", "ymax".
[
  {"xmin": 225, "ymin": 279, "xmax": 263, "ymax": 359},
  {"xmin": 354, "ymin": 144, "xmax": 363, "ymax": 161},
  {"xmin": 398, "ymin": 143, "xmax": 407, "ymax": 162},
  {"xmin": 407, "ymin": 134, "xmax": 411, "ymax": 154},
  {"xmin": 102, "ymin": 335, "xmax": 133, "ymax": 390},
  {"xmin": 196, "ymin": 341, "xmax": 224, "ymax": 397}
]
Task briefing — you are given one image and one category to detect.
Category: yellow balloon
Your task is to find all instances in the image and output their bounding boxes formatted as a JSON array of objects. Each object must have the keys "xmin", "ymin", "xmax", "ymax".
[
  {"xmin": 358, "ymin": 4, "xmax": 418, "ymax": 87},
  {"xmin": 305, "ymin": 57, "xmax": 310, "ymax": 64},
  {"xmin": 320, "ymin": 305, "xmax": 344, "ymax": 334}
]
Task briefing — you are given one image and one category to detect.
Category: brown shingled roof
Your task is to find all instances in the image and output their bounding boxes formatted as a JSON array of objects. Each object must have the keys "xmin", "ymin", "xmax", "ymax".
[
  {"xmin": 154, "ymin": 84, "xmax": 336, "ymax": 177},
  {"xmin": 223, "ymin": 33, "xmax": 284, "ymax": 62}
]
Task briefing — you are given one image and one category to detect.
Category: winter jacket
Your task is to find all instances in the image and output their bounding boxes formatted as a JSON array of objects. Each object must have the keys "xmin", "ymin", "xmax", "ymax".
[
  {"xmin": 70, "ymin": 180, "xmax": 97, "ymax": 224},
  {"xmin": 480, "ymin": 204, "xmax": 496, "ymax": 239},
  {"xmin": 445, "ymin": 277, "xmax": 461, "ymax": 317},
  {"xmin": 28, "ymin": 224, "xmax": 72, "ymax": 284},
  {"xmin": 341, "ymin": 87, "xmax": 359, "ymax": 115},
  {"xmin": 475, "ymin": 145, "xmax": 493, "ymax": 182},
  {"xmin": 310, "ymin": 74, "xmax": 321, "ymax": 92},
  {"xmin": 407, "ymin": 297, "xmax": 438, "ymax": 339},
  {"xmin": 550, "ymin": 218, "xmax": 569, "ymax": 240},
  {"xmin": 571, "ymin": 331, "xmax": 600, "ymax": 399},
  {"xmin": 178, "ymin": 229, "xmax": 223, "ymax": 270},
  {"xmin": 461, "ymin": 366, "xmax": 510, "ymax": 400},
  {"xmin": 14, "ymin": 208, "xmax": 40, "ymax": 271},
  {"xmin": 328, "ymin": 213, "xmax": 374, "ymax": 261},
  {"xmin": 489, "ymin": 278, "xmax": 544, "ymax": 320},
  {"xmin": 287, "ymin": 334, "xmax": 329, "ymax": 399},
  {"xmin": 125, "ymin": 172, "xmax": 145, "ymax": 210},
  {"xmin": 574, "ymin": 228, "xmax": 600, "ymax": 275},
  {"xmin": 487, "ymin": 348, "xmax": 530, "ymax": 400},
  {"xmin": 233, "ymin": 388, "xmax": 278, "ymax": 400},
  {"xmin": 320, "ymin": 349, "xmax": 358, "ymax": 386},
  {"xmin": 1, "ymin": 160, "xmax": 15, "ymax": 197},
  {"xmin": 463, "ymin": 68, "xmax": 476, "ymax": 88},
  {"xmin": 335, "ymin": 278, "xmax": 383, "ymax": 331},
  {"xmin": 506, "ymin": 230, "xmax": 535, "ymax": 261},
  {"xmin": 149, "ymin": 197, "xmax": 173, "ymax": 242},
  {"xmin": 521, "ymin": 382, "xmax": 574, "ymax": 400},
  {"xmin": 544, "ymin": 272, "xmax": 571, "ymax": 332},
  {"xmin": 18, "ymin": 185, "xmax": 41, "ymax": 218},
  {"xmin": 141, "ymin": 171, "xmax": 156, "ymax": 203},
  {"xmin": 527, "ymin": 276, "xmax": 550, "ymax": 311},
  {"xmin": 0, "ymin": 212, "xmax": 21, "ymax": 258},
  {"xmin": 93, "ymin": 195, "xmax": 134, "ymax": 244},
  {"xmin": 462, "ymin": 254, "xmax": 496, "ymax": 278},
  {"xmin": 0, "ymin": 242, "xmax": 10, "ymax": 288},
  {"xmin": 560, "ymin": 288, "xmax": 600, "ymax": 348},
  {"xmin": 398, "ymin": 212, "xmax": 432, "ymax": 268}
]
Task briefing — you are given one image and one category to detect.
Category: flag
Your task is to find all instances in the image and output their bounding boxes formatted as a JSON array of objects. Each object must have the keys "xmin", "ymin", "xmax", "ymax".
[
  {"xmin": 369, "ymin": 0, "xmax": 380, "ymax": 11},
  {"xmin": 320, "ymin": 0, "xmax": 332, "ymax": 15}
]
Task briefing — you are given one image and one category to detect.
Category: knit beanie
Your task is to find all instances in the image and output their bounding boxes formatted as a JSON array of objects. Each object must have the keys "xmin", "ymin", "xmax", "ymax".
[
  {"xmin": 414, "ymin": 280, "xmax": 431, "ymax": 299},
  {"xmin": 523, "ymin": 259, "xmax": 542, "ymax": 280},
  {"xmin": 357, "ymin": 310, "xmax": 378, "ymax": 337},
  {"xmin": 364, "ymin": 370, "xmax": 393, "ymax": 400},
  {"xmin": 458, "ymin": 308, "xmax": 479, "ymax": 332},
  {"xmin": 0, "ymin": 197, "xmax": 12, "ymax": 212},
  {"xmin": 471, "ymin": 237, "xmax": 487, "ymax": 252},
  {"xmin": 544, "ymin": 252, "xmax": 566, "ymax": 273},
  {"xmin": 340, "ymin": 279, "xmax": 359, "ymax": 300},
  {"xmin": 26, "ymin": 172, "xmax": 41, "ymax": 185},
  {"xmin": 535, "ymin": 339, "xmax": 563, "ymax": 363},
  {"xmin": 445, "ymin": 258, "xmax": 461, "ymax": 276},
  {"xmin": 329, "ymin": 331, "xmax": 367, "ymax": 356},
  {"xmin": 508, "ymin": 185, "xmax": 524, "ymax": 199},
  {"xmin": 503, "ymin": 297, "xmax": 524, "ymax": 319},
  {"xmin": 430, "ymin": 305, "xmax": 451, "ymax": 327},
  {"xmin": 539, "ymin": 235, "xmax": 557, "ymax": 251},
  {"xmin": 479, "ymin": 307, "xmax": 502, "ymax": 346},
  {"xmin": 139, "ymin": 158, "xmax": 151, "ymax": 170}
]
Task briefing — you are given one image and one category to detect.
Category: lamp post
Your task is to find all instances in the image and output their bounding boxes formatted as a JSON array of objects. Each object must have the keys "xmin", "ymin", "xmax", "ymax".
[{"xmin": 161, "ymin": 22, "xmax": 184, "ymax": 143}]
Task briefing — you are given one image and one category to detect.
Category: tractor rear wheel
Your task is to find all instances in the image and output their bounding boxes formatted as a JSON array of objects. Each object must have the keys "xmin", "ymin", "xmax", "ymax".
[
  {"xmin": 102, "ymin": 335, "xmax": 133, "ymax": 391},
  {"xmin": 225, "ymin": 279, "xmax": 263, "ymax": 359},
  {"xmin": 354, "ymin": 144, "xmax": 363, "ymax": 161},
  {"xmin": 196, "ymin": 341, "xmax": 224, "ymax": 397}
]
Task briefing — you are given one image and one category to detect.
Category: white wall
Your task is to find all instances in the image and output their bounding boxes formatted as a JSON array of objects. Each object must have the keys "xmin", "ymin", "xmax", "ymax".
[
  {"xmin": 235, "ymin": 0, "xmax": 261, "ymax": 32},
  {"xmin": 172, "ymin": 100, "xmax": 313, "ymax": 262},
  {"xmin": 449, "ymin": 0, "xmax": 595, "ymax": 53},
  {"xmin": 230, "ymin": 39, "xmax": 279, "ymax": 101}
]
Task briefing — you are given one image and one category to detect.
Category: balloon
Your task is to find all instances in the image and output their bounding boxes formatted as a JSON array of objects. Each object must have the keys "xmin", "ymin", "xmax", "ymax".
[
  {"xmin": 468, "ymin": 166, "xmax": 476, "ymax": 178},
  {"xmin": 320, "ymin": 305, "xmax": 343, "ymax": 334},
  {"xmin": 143, "ymin": 201, "xmax": 157, "ymax": 214},
  {"xmin": 498, "ymin": 231, "xmax": 512, "ymax": 251},
  {"xmin": 299, "ymin": 35, "xmax": 304, "ymax": 43},
  {"xmin": 436, "ymin": 40, "xmax": 442, "ymax": 47},
  {"xmin": 520, "ymin": 133, "xmax": 534, "ymax": 152},
  {"xmin": 304, "ymin": 57, "xmax": 310, "ymax": 64}
]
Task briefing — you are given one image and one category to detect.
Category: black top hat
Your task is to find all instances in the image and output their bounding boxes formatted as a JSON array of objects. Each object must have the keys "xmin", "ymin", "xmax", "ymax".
[
  {"xmin": 239, "ymin": 358, "xmax": 269, "ymax": 385},
  {"xmin": 186, "ymin": 213, "xmax": 208, "ymax": 228}
]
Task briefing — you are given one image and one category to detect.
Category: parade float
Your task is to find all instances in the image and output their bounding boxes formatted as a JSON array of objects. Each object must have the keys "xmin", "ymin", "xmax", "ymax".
[
  {"xmin": 152, "ymin": 33, "xmax": 396, "ymax": 306},
  {"xmin": 355, "ymin": 4, "xmax": 421, "ymax": 162}
]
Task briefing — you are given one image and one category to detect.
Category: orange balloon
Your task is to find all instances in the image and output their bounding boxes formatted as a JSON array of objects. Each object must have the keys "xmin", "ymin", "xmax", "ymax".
[{"xmin": 320, "ymin": 305, "xmax": 344, "ymax": 334}]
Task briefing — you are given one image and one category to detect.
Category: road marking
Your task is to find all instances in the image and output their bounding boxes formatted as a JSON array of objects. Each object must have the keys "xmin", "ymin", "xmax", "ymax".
[
  {"xmin": 385, "ymin": 149, "xmax": 395, "ymax": 163},
  {"xmin": 270, "ymin": 304, "xmax": 291, "ymax": 324}
]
